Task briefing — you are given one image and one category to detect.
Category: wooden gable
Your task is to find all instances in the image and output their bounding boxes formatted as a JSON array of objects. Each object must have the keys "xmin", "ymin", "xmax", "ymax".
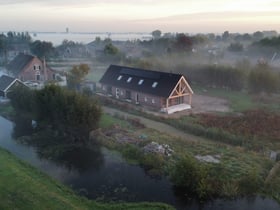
[{"xmin": 168, "ymin": 76, "xmax": 193, "ymax": 99}]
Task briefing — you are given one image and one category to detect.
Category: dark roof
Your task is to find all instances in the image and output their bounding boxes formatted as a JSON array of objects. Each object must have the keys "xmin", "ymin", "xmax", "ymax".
[
  {"xmin": 6, "ymin": 53, "xmax": 35, "ymax": 75},
  {"xmin": 0, "ymin": 75, "xmax": 16, "ymax": 92},
  {"xmin": 99, "ymin": 65, "xmax": 183, "ymax": 97}
]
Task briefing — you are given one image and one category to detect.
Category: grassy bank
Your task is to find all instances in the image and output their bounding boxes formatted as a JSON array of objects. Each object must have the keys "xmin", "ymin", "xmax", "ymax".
[
  {"xmin": 98, "ymin": 111, "xmax": 280, "ymax": 200},
  {"xmin": 0, "ymin": 147, "xmax": 174, "ymax": 210}
]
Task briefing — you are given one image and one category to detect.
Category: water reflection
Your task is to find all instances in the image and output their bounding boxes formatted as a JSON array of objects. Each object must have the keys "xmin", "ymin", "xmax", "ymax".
[{"xmin": 12, "ymin": 115, "xmax": 104, "ymax": 173}]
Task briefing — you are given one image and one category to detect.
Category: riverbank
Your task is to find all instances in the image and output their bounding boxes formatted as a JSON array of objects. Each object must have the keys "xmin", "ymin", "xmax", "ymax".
[{"xmin": 0, "ymin": 146, "xmax": 173, "ymax": 210}]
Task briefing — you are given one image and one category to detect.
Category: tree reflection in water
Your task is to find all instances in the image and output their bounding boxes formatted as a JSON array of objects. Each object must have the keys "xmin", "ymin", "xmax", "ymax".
[{"xmin": 12, "ymin": 115, "xmax": 104, "ymax": 173}]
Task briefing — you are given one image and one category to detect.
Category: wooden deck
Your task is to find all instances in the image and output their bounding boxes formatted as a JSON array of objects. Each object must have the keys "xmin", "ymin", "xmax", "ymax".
[{"xmin": 161, "ymin": 104, "xmax": 191, "ymax": 114}]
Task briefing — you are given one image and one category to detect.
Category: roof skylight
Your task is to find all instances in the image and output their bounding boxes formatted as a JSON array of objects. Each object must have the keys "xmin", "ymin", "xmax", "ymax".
[
  {"xmin": 152, "ymin": 82, "xmax": 158, "ymax": 88},
  {"xmin": 127, "ymin": 77, "xmax": 132, "ymax": 83},
  {"xmin": 138, "ymin": 79, "xmax": 144, "ymax": 85}
]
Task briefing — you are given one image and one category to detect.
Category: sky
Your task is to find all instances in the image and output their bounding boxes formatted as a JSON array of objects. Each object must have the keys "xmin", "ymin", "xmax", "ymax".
[{"xmin": 1, "ymin": 0, "xmax": 280, "ymax": 33}]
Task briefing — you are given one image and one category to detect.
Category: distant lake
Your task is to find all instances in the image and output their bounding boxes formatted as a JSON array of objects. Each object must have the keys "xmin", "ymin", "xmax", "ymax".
[{"xmin": 30, "ymin": 32, "xmax": 152, "ymax": 46}]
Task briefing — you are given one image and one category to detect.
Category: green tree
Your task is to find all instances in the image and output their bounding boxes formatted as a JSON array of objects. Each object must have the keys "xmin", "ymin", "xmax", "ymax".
[
  {"xmin": 228, "ymin": 42, "xmax": 243, "ymax": 52},
  {"xmin": 173, "ymin": 33, "xmax": 193, "ymax": 53},
  {"xmin": 33, "ymin": 85, "xmax": 101, "ymax": 142},
  {"xmin": 67, "ymin": 64, "xmax": 90, "ymax": 90},
  {"xmin": 30, "ymin": 40, "xmax": 55, "ymax": 58},
  {"xmin": 8, "ymin": 85, "xmax": 34, "ymax": 114},
  {"xmin": 104, "ymin": 43, "xmax": 119, "ymax": 55},
  {"xmin": 170, "ymin": 155, "xmax": 209, "ymax": 196},
  {"xmin": 248, "ymin": 63, "xmax": 279, "ymax": 94}
]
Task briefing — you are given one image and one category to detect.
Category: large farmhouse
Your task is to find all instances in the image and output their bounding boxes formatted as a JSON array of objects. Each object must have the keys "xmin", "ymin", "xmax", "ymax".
[
  {"xmin": 99, "ymin": 65, "xmax": 193, "ymax": 114},
  {"xmin": 6, "ymin": 53, "xmax": 55, "ymax": 83}
]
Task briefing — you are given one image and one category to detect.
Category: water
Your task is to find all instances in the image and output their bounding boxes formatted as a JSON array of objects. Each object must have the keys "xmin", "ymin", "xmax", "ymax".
[
  {"xmin": 0, "ymin": 115, "xmax": 280, "ymax": 210},
  {"xmin": 30, "ymin": 32, "xmax": 152, "ymax": 46}
]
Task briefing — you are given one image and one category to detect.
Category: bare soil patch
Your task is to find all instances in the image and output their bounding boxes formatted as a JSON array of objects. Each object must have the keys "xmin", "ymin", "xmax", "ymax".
[{"xmin": 191, "ymin": 94, "xmax": 230, "ymax": 114}]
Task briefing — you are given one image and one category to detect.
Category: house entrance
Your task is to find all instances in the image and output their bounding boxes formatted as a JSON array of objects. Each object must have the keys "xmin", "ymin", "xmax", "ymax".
[
  {"xmin": 107, "ymin": 86, "xmax": 112, "ymax": 94},
  {"xmin": 125, "ymin": 90, "xmax": 131, "ymax": 100},
  {"xmin": 136, "ymin": 93, "xmax": 139, "ymax": 103}
]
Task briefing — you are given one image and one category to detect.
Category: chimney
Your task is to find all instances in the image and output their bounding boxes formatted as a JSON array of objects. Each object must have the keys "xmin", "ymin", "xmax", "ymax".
[{"xmin": 43, "ymin": 57, "xmax": 48, "ymax": 81}]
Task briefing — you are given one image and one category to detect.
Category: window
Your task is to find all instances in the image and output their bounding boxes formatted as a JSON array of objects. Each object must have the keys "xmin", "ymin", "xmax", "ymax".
[
  {"xmin": 144, "ymin": 97, "xmax": 147, "ymax": 102},
  {"xmin": 127, "ymin": 77, "xmax": 132, "ymax": 83},
  {"xmin": 138, "ymin": 79, "xmax": 144, "ymax": 85},
  {"xmin": 152, "ymin": 82, "xmax": 158, "ymax": 88},
  {"xmin": 33, "ymin": 65, "xmax": 40, "ymax": 71},
  {"xmin": 152, "ymin": 99, "xmax": 155, "ymax": 104},
  {"xmin": 117, "ymin": 75, "xmax": 122, "ymax": 81}
]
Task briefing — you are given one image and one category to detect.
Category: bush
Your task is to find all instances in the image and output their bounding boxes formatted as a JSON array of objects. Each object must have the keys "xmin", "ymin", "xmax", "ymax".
[
  {"xmin": 170, "ymin": 155, "xmax": 208, "ymax": 195},
  {"xmin": 238, "ymin": 168, "xmax": 263, "ymax": 195}
]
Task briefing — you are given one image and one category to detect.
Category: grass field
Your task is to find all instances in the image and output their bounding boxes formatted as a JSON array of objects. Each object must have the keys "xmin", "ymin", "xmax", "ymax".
[
  {"xmin": 193, "ymin": 85, "xmax": 280, "ymax": 112},
  {"xmin": 0, "ymin": 147, "xmax": 174, "ymax": 210}
]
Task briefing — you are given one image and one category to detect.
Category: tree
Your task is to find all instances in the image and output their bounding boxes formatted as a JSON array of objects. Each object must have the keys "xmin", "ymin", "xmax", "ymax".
[
  {"xmin": 104, "ymin": 43, "xmax": 119, "ymax": 55},
  {"xmin": 253, "ymin": 31, "xmax": 264, "ymax": 41},
  {"xmin": 34, "ymin": 85, "xmax": 101, "ymax": 142},
  {"xmin": 170, "ymin": 156, "xmax": 210, "ymax": 197},
  {"xmin": 10, "ymin": 85, "xmax": 102, "ymax": 143},
  {"xmin": 228, "ymin": 42, "xmax": 243, "ymax": 52},
  {"xmin": 30, "ymin": 40, "xmax": 55, "ymax": 58},
  {"xmin": 173, "ymin": 33, "xmax": 193, "ymax": 53},
  {"xmin": 222, "ymin": 31, "xmax": 230, "ymax": 41},
  {"xmin": 8, "ymin": 85, "xmax": 34, "ymax": 113},
  {"xmin": 67, "ymin": 64, "xmax": 90, "ymax": 90},
  {"xmin": 151, "ymin": 30, "xmax": 162, "ymax": 39},
  {"xmin": 248, "ymin": 63, "xmax": 279, "ymax": 94}
]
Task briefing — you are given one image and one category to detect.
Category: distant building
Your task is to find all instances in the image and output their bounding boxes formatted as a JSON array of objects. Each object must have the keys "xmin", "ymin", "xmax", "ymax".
[
  {"xmin": 6, "ymin": 53, "xmax": 55, "ymax": 83},
  {"xmin": 5, "ymin": 53, "xmax": 68, "ymax": 89},
  {"xmin": 99, "ymin": 65, "xmax": 193, "ymax": 114}
]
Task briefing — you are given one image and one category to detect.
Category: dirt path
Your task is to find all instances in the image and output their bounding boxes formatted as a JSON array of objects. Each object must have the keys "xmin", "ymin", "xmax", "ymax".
[{"xmin": 103, "ymin": 106, "xmax": 208, "ymax": 142}]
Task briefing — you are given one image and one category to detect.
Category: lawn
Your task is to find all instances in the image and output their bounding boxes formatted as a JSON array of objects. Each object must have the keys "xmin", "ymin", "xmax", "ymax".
[{"xmin": 193, "ymin": 85, "xmax": 280, "ymax": 112}]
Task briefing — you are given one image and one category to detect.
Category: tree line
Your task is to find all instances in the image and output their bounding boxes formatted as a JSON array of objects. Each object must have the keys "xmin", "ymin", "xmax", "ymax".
[{"xmin": 181, "ymin": 62, "xmax": 280, "ymax": 94}]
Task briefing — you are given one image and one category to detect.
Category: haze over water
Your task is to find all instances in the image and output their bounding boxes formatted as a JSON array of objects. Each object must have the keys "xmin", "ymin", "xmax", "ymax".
[{"xmin": 0, "ymin": 0, "xmax": 280, "ymax": 33}]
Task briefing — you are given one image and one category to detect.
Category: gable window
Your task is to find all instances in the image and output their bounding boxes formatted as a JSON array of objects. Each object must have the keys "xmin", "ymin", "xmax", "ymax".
[
  {"xmin": 117, "ymin": 75, "xmax": 122, "ymax": 81},
  {"xmin": 33, "ymin": 65, "xmax": 40, "ymax": 71},
  {"xmin": 127, "ymin": 77, "xmax": 132, "ymax": 83},
  {"xmin": 138, "ymin": 79, "xmax": 144, "ymax": 85},
  {"xmin": 152, "ymin": 82, "xmax": 158, "ymax": 88}
]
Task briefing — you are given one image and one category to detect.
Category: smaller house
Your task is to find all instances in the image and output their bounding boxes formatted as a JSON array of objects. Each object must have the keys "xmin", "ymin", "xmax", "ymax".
[
  {"xmin": 99, "ymin": 65, "xmax": 193, "ymax": 114},
  {"xmin": 6, "ymin": 53, "xmax": 55, "ymax": 83},
  {"xmin": 0, "ymin": 75, "xmax": 27, "ymax": 98}
]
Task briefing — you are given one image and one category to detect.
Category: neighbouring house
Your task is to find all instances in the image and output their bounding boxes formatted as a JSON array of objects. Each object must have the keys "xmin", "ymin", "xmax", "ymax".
[
  {"xmin": 0, "ymin": 75, "xmax": 28, "ymax": 98},
  {"xmin": 99, "ymin": 65, "xmax": 193, "ymax": 114},
  {"xmin": 6, "ymin": 53, "xmax": 56, "ymax": 84}
]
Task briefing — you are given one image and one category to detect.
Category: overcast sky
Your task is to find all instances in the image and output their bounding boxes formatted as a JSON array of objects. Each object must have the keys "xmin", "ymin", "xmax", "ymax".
[{"xmin": 1, "ymin": 0, "xmax": 280, "ymax": 33}]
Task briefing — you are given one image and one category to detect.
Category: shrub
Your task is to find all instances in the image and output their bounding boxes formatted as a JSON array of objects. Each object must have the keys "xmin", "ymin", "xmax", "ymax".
[
  {"xmin": 170, "ymin": 155, "xmax": 208, "ymax": 195},
  {"xmin": 238, "ymin": 168, "xmax": 263, "ymax": 195}
]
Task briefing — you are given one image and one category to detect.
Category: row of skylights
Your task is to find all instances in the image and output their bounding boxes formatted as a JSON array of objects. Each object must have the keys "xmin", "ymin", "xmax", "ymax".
[{"xmin": 116, "ymin": 75, "xmax": 158, "ymax": 88}]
